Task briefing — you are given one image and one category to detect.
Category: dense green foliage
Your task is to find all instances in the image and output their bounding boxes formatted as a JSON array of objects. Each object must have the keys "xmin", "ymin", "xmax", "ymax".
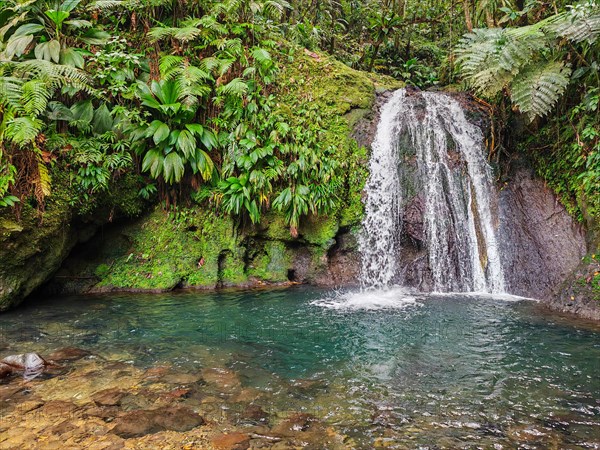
[
  {"xmin": 455, "ymin": 1, "xmax": 599, "ymax": 230},
  {"xmin": 0, "ymin": 0, "xmax": 598, "ymax": 240}
]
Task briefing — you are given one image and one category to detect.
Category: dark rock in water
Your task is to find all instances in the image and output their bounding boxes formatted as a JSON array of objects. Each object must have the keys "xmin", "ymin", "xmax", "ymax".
[
  {"xmin": 317, "ymin": 231, "xmax": 361, "ymax": 287},
  {"xmin": 93, "ymin": 388, "xmax": 126, "ymax": 407},
  {"xmin": 242, "ymin": 404, "xmax": 270, "ymax": 425},
  {"xmin": 111, "ymin": 406, "xmax": 205, "ymax": 438},
  {"xmin": 83, "ymin": 405, "xmax": 120, "ymax": 422},
  {"xmin": 403, "ymin": 194, "xmax": 425, "ymax": 243},
  {"xmin": 47, "ymin": 347, "xmax": 90, "ymax": 362},
  {"xmin": 155, "ymin": 405, "xmax": 205, "ymax": 431}
]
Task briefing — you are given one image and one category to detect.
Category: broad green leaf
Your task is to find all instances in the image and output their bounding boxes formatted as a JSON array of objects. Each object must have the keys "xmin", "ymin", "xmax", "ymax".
[
  {"xmin": 35, "ymin": 40, "xmax": 60, "ymax": 63},
  {"xmin": 45, "ymin": 10, "xmax": 70, "ymax": 27},
  {"xmin": 176, "ymin": 130, "xmax": 195, "ymax": 159},
  {"xmin": 200, "ymin": 129, "xmax": 217, "ymax": 150},
  {"xmin": 193, "ymin": 149, "xmax": 214, "ymax": 181},
  {"xmin": 5, "ymin": 35, "xmax": 34, "ymax": 59},
  {"xmin": 144, "ymin": 120, "xmax": 163, "ymax": 138},
  {"xmin": 64, "ymin": 19, "xmax": 92, "ymax": 28},
  {"xmin": 92, "ymin": 103, "xmax": 113, "ymax": 133},
  {"xmin": 185, "ymin": 124, "xmax": 204, "ymax": 136},
  {"xmin": 153, "ymin": 122, "xmax": 170, "ymax": 144},
  {"xmin": 71, "ymin": 99, "xmax": 93, "ymax": 124},
  {"xmin": 163, "ymin": 152, "xmax": 185, "ymax": 183},
  {"xmin": 60, "ymin": 47, "xmax": 85, "ymax": 68},
  {"xmin": 12, "ymin": 23, "xmax": 45, "ymax": 37},
  {"xmin": 142, "ymin": 148, "xmax": 164, "ymax": 178},
  {"xmin": 80, "ymin": 29, "xmax": 109, "ymax": 45},
  {"xmin": 60, "ymin": 0, "xmax": 82, "ymax": 13}
]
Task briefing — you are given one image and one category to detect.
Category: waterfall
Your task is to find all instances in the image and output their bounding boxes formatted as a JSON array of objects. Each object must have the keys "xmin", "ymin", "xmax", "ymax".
[{"xmin": 359, "ymin": 89, "xmax": 505, "ymax": 293}]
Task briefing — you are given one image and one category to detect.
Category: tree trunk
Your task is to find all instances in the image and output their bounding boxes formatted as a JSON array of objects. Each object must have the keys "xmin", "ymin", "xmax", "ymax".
[
  {"xmin": 368, "ymin": 41, "xmax": 382, "ymax": 72},
  {"xmin": 463, "ymin": 0, "xmax": 473, "ymax": 32}
]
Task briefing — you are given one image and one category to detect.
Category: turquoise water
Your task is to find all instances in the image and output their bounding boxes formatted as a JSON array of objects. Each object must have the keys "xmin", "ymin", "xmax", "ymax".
[{"xmin": 1, "ymin": 287, "xmax": 599, "ymax": 447}]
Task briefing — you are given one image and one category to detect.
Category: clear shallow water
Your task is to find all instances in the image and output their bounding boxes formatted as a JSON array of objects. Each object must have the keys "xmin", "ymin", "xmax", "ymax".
[{"xmin": 1, "ymin": 287, "xmax": 599, "ymax": 448}]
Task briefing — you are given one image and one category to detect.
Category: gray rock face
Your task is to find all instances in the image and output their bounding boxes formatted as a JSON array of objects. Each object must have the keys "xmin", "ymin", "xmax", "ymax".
[{"xmin": 497, "ymin": 169, "xmax": 587, "ymax": 299}]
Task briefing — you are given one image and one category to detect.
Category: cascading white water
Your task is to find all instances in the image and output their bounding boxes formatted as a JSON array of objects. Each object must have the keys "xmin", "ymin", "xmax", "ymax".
[
  {"xmin": 358, "ymin": 90, "xmax": 407, "ymax": 287},
  {"xmin": 359, "ymin": 89, "xmax": 505, "ymax": 293}
]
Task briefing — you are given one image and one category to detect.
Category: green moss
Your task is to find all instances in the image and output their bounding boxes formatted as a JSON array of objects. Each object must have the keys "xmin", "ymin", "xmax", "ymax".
[
  {"xmin": 94, "ymin": 264, "xmax": 110, "ymax": 278},
  {"xmin": 97, "ymin": 207, "xmax": 244, "ymax": 290},
  {"xmin": 247, "ymin": 240, "xmax": 291, "ymax": 282},
  {"xmin": 299, "ymin": 214, "xmax": 339, "ymax": 247},
  {"xmin": 260, "ymin": 212, "xmax": 293, "ymax": 241},
  {"xmin": 0, "ymin": 196, "xmax": 73, "ymax": 310}
]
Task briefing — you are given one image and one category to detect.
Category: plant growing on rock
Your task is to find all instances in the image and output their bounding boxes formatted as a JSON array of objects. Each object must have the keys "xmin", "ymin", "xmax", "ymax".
[{"xmin": 129, "ymin": 79, "xmax": 216, "ymax": 189}]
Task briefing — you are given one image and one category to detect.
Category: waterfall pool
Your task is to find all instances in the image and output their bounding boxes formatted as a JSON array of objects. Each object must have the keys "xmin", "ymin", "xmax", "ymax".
[{"xmin": 1, "ymin": 287, "xmax": 599, "ymax": 448}]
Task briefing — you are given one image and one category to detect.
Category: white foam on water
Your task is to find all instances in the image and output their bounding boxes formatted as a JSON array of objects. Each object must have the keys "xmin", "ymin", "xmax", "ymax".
[
  {"xmin": 430, "ymin": 291, "xmax": 539, "ymax": 302},
  {"xmin": 311, "ymin": 287, "xmax": 422, "ymax": 311}
]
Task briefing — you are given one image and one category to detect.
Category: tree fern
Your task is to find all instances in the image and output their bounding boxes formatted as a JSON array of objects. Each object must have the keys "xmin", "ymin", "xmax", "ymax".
[
  {"xmin": 546, "ymin": 2, "xmax": 600, "ymax": 44},
  {"xmin": 456, "ymin": 1, "xmax": 600, "ymax": 121},
  {"xmin": 510, "ymin": 61, "xmax": 571, "ymax": 121}
]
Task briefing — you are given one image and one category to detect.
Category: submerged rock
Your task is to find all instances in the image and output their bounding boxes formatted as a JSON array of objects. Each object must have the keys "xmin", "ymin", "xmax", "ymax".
[
  {"xmin": 0, "ymin": 352, "xmax": 53, "ymax": 381},
  {"xmin": 210, "ymin": 432, "xmax": 250, "ymax": 450},
  {"xmin": 111, "ymin": 406, "xmax": 205, "ymax": 438},
  {"xmin": 47, "ymin": 347, "xmax": 91, "ymax": 362}
]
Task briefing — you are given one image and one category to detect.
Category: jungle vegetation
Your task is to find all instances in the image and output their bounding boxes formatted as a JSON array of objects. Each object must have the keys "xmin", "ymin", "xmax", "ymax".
[{"xmin": 0, "ymin": 0, "xmax": 598, "ymax": 233}]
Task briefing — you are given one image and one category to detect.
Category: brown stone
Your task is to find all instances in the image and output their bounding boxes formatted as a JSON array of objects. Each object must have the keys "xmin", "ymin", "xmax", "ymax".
[
  {"xmin": 0, "ymin": 362, "xmax": 13, "ymax": 378},
  {"xmin": 41, "ymin": 400, "xmax": 80, "ymax": 417},
  {"xmin": 46, "ymin": 420, "xmax": 77, "ymax": 436},
  {"xmin": 0, "ymin": 385, "xmax": 24, "ymax": 402},
  {"xmin": 211, "ymin": 432, "xmax": 250, "ymax": 450},
  {"xmin": 155, "ymin": 405, "xmax": 205, "ymax": 431},
  {"xmin": 16, "ymin": 400, "xmax": 44, "ymax": 414},
  {"xmin": 92, "ymin": 388, "xmax": 126, "ymax": 407},
  {"xmin": 111, "ymin": 406, "xmax": 205, "ymax": 438},
  {"xmin": 111, "ymin": 410, "xmax": 161, "ymax": 438},
  {"xmin": 243, "ymin": 404, "xmax": 269, "ymax": 424},
  {"xmin": 47, "ymin": 347, "xmax": 90, "ymax": 363},
  {"xmin": 271, "ymin": 413, "xmax": 317, "ymax": 437},
  {"xmin": 83, "ymin": 406, "xmax": 120, "ymax": 421}
]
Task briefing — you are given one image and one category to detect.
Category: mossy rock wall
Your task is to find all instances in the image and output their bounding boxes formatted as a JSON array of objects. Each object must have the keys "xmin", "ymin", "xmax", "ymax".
[
  {"xmin": 0, "ymin": 202, "xmax": 74, "ymax": 311},
  {"xmin": 44, "ymin": 205, "xmax": 358, "ymax": 294}
]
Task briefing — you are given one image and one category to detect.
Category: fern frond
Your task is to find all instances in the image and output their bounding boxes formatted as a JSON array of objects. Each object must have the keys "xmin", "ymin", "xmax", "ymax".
[
  {"xmin": 86, "ymin": 0, "xmax": 123, "ymax": 10},
  {"xmin": 5, "ymin": 116, "xmax": 44, "ymax": 146},
  {"xmin": 549, "ymin": 10, "xmax": 600, "ymax": 43},
  {"xmin": 21, "ymin": 79, "xmax": 51, "ymax": 116},
  {"xmin": 217, "ymin": 78, "xmax": 248, "ymax": 97},
  {"xmin": 159, "ymin": 55, "xmax": 184, "ymax": 78},
  {"xmin": 37, "ymin": 159, "xmax": 51, "ymax": 197},
  {"xmin": 510, "ymin": 60, "xmax": 571, "ymax": 121}
]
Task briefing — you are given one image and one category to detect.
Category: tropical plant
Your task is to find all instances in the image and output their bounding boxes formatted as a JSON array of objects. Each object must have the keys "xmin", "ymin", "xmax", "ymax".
[
  {"xmin": 0, "ymin": 0, "xmax": 112, "ymax": 66},
  {"xmin": 129, "ymin": 79, "xmax": 216, "ymax": 186},
  {"xmin": 456, "ymin": 0, "xmax": 600, "ymax": 121}
]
